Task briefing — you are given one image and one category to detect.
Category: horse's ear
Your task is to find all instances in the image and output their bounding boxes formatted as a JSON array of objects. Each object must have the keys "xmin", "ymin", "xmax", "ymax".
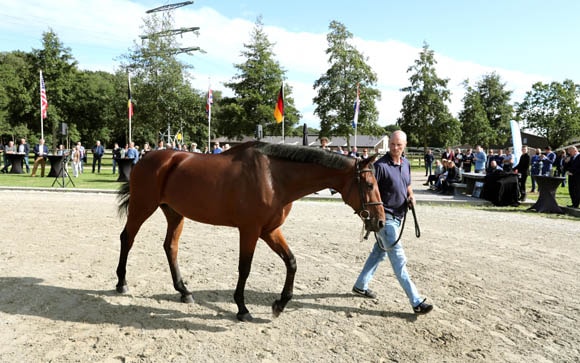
[{"xmin": 361, "ymin": 154, "xmax": 379, "ymax": 166}]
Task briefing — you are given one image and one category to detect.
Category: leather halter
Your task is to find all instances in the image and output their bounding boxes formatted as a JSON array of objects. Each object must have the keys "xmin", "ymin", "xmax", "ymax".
[{"xmin": 354, "ymin": 159, "xmax": 382, "ymax": 225}]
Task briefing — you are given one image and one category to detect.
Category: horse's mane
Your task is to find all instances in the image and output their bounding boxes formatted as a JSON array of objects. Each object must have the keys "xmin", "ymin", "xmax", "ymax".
[{"xmin": 245, "ymin": 141, "xmax": 351, "ymax": 170}]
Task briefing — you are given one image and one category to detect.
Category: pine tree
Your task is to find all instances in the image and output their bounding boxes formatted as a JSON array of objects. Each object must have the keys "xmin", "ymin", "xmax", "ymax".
[
  {"xmin": 398, "ymin": 42, "xmax": 460, "ymax": 148},
  {"xmin": 313, "ymin": 21, "xmax": 382, "ymax": 143},
  {"xmin": 218, "ymin": 17, "xmax": 300, "ymax": 139}
]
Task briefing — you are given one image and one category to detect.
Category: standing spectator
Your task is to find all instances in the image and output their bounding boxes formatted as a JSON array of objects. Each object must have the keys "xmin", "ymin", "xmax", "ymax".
[
  {"xmin": 320, "ymin": 137, "xmax": 330, "ymax": 150},
  {"xmin": 348, "ymin": 146, "xmax": 359, "ymax": 158},
  {"xmin": 156, "ymin": 140, "xmax": 165, "ymax": 150},
  {"xmin": 495, "ymin": 149, "xmax": 506, "ymax": 167},
  {"xmin": 141, "ymin": 142, "xmax": 151, "ymax": 156},
  {"xmin": 513, "ymin": 146, "xmax": 531, "ymax": 201},
  {"xmin": 1, "ymin": 140, "xmax": 16, "ymax": 173},
  {"xmin": 212, "ymin": 142, "xmax": 223, "ymax": 154},
  {"xmin": 71, "ymin": 144, "xmax": 81, "ymax": 177},
  {"xmin": 563, "ymin": 146, "xmax": 580, "ymax": 208},
  {"xmin": 17, "ymin": 138, "xmax": 30, "ymax": 173},
  {"xmin": 190, "ymin": 142, "xmax": 201, "ymax": 153},
  {"xmin": 541, "ymin": 146, "xmax": 556, "ymax": 176},
  {"xmin": 76, "ymin": 142, "xmax": 86, "ymax": 174},
  {"xmin": 423, "ymin": 149, "xmax": 434, "ymax": 176},
  {"xmin": 56, "ymin": 144, "xmax": 66, "ymax": 155},
  {"xmin": 554, "ymin": 150, "xmax": 566, "ymax": 187},
  {"xmin": 352, "ymin": 130, "xmax": 433, "ymax": 315},
  {"xmin": 463, "ymin": 148, "xmax": 474, "ymax": 173},
  {"xmin": 442, "ymin": 146, "xmax": 454, "ymax": 161},
  {"xmin": 453, "ymin": 148, "xmax": 464, "ymax": 170},
  {"xmin": 112, "ymin": 143, "xmax": 121, "ymax": 174},
  {"xmin": 530, "ymin": 148, "xmax": 542, "ymax": 193},
  {"xmin": 473, "ymin": 145, "xmax": 487, "ymax": 173},
  {"xmin": 91, "ymin": 140, "xmax": 104, "ymax": 173},
  {"xmin": 126, "ymin": 142, "xmax": 139, "ymax": 164},
  {"xmin": 30, "ymin": 138, "xmax": 49, "ymax": 177},
  {"xmin": 485, "ymin": 149, "xmax": 495, "ymax": 171},
  {"xmin": 361, "ymin": 148, "xmax": 370, "ymax": 159}
]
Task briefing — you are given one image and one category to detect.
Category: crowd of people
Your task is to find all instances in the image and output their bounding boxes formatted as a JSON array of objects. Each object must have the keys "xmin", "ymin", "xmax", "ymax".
[{"xmin": 422, "ymin": 144, "xmax": 580, "ymax": 208}]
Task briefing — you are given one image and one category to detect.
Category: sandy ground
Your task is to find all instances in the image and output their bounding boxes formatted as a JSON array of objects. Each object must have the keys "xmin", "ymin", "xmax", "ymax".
[{"xmin": 0, "ymin": 190, "xmax": 579, "ymax": 362}]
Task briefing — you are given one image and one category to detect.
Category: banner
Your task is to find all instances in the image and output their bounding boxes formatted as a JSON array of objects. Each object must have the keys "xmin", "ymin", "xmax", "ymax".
[{"xmin": 510, "ymin": 120, "xmax": 522, "ymax": 166}]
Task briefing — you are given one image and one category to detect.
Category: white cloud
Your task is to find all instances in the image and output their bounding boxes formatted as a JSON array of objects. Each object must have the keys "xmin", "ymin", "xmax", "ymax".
[{"xmin": 0, "ymin": 0, "xmax": 553, "ymax": 129}]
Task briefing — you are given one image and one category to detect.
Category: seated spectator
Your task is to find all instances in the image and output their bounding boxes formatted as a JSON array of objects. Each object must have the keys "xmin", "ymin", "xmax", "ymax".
[
  {"xmin": 424, "ymin": 160, "xmax": 444, "ymax": 186},
  {"xmin": 488, "ymin": 160, "xmax": 504, "ymax": 174},
  {"xmin": 440, "ymin": 159, "xmax": 461, "ymax": 194}
]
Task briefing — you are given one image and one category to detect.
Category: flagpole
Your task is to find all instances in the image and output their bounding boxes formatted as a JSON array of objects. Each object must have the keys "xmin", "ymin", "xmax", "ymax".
[
  {"xmin": 39, "ymin": 70, "xmax": 44, "ymax": 140},
  {"xmin": 207, "ymin": 79, "xmax": 211, "ymax": 152},
  {"xmin": 282, "ymin": 81, "xmax": 286, "ymax": 144},
  {"xmin": 128, "ymin": 73, "xmax": 132, "ymax": 144}
]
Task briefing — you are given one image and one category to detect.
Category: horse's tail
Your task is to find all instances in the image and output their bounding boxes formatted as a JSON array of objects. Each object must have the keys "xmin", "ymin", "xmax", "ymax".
[{"xmin": 117, "ymin": 181, "xmax": 131, "ymax": 219}]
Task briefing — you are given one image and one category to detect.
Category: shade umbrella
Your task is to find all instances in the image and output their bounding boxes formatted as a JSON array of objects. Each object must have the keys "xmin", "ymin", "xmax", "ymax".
[{"xmin": 302, "ymin": 123, "xmax": 309, "ymax": 146}]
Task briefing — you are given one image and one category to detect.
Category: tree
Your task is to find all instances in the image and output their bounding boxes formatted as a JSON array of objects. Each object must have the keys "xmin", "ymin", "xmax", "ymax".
[
  {"xmin": 458, "ymin": 80, "xmax": 494, "ymax": 147},
  {"xmin": 218, "ymin": 17, "xmax": 300, "ymax": 139},
  {"xmin": 398, "ymin": 42, "xmax": 460, "ymax": 148},
  {"xmin": 476, "ymin": 72, "xmax": 513, "ymax": 146},
  {"xmin": 31, "ymin": 29, "xmax": 78, "ymax": 148},
  {"xmin": 313, "ymin": 21, "xmax": 382, "ymax": 143},
  {"xmin": 119, "ymin": 11, "xmax": 202, "ymax": 146},
  {"xmin": 516, "ymin": 79, "xmax": 580, "ymax": 148},
  {"xmin": 0, "ymin": 51, "xmax": 34, "ymax": 138}
]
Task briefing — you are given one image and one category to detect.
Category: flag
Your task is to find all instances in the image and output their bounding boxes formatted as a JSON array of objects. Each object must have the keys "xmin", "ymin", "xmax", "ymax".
[
  {"xmin": 206, "ymin": 87, "xmax": 213, "ymax": 114},
  {"xmin": 352, "ymin": 83, "xmax": 360, "ymax": 128},
  {"xmin": 127, "ymin": 75, "xmax": 134, "ymax": 118},
  {"xmin": 274, "ymin": 83, "xmax": 284, "ymax": 123},
  {"xmin": 40, "ymin": 71, "xmax": 48, "ymax": 119}
]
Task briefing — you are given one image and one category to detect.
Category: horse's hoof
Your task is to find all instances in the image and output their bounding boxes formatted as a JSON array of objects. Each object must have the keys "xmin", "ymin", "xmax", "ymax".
[
  {"xmin": 116, "ymin": 285, "xmax": 128, "ymax": 294},
  {"xmin": 236, "ymin": 312, "xmax": 254, "ymax": 322},
  {"xmin": 272, "ymin": 300, "xmax": 284, "ymax": 317},
  {"xmin": 181, "ymin": 294, "xmax": 194, "ymax": 304}
]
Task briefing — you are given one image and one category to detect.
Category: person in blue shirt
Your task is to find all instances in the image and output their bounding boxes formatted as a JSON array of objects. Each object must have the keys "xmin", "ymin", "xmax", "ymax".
[
  {"xmin": 126, "ymin": 142, "xmax": 139, "ymax": 164},
  {"xmin": 352, "ymin": 130, "xmax": 433, "ymax": 315},
  {"xmin": 473, "ymin": 145, "xmax": 487, "ymax": 173},
  {"xmin": 540, "ymin": 146, "xmax": 556, "ymax": 176},
  {"xmin": 91, "ymin": 140, "xmax": 105, "ymax": 173},
  {"xmin": 212, "ymin": 142, "xmax": 223, "ymax": 154}
]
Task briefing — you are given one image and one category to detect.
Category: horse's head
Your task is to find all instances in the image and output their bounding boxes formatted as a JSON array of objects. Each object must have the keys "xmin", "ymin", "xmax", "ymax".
[{"xmin": 343, "ymin": 156, "xmax": 385, "ymax": 232}]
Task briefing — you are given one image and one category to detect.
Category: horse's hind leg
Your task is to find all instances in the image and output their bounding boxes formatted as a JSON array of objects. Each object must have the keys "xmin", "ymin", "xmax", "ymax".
[
  {"xmin": 261, "ymin": 228, "xmax": 296, "ymax": 317},
  {"xmin": 160, "ymin": 204, "xmax": 193, "ymax": 303}
]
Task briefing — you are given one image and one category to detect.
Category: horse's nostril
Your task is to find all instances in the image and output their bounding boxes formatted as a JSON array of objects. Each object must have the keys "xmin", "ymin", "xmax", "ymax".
[{"xmin": 378, "ymin": 220, "xmax": 385, "ymax": 229}]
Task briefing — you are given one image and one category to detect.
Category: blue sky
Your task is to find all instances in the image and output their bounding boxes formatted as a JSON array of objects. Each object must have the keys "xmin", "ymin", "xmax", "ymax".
[{"xmin": 1, "ymin": 0, "xmax": 579, "ymax": 128}]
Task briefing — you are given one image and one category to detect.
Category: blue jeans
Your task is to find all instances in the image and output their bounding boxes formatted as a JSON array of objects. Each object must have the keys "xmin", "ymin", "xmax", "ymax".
[{"xmin": 354, "ymin": 217, "xmax": 423, "ymax": 307}]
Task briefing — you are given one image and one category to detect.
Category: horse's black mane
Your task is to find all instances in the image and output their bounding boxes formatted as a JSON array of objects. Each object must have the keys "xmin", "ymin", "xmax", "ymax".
[{"xmin": 248, "ymin": 141, "xmax": 352, "ymax": 170}]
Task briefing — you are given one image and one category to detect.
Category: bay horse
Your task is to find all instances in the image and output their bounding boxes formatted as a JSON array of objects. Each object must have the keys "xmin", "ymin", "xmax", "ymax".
[{"xmin": 116, "ymin": 141, "xmax": 384, "ymax": 321}]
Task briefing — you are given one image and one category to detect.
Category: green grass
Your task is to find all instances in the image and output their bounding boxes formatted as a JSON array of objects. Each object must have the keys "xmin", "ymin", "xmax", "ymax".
[{"xmin": 0, "ymin": 156, "xmax": 121, "ymax": 190}]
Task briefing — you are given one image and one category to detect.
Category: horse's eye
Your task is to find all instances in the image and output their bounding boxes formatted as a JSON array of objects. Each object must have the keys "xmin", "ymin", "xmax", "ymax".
[{"xmin": 367, "ymin": 182, "xmax": 374, "ymax": 189}]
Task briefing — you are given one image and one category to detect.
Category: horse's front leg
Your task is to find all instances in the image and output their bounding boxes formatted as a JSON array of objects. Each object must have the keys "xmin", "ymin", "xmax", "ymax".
[
  {"xmin": 234, "ymin": 229, "xmax": 259, "ymax": 322},
  {"xmin": 160, "ymin": 205, "xmax": 193, "ymax": 303},
  {"xmin": 261, "ymin": 228, "xmax": 296, "ymax": 317}
]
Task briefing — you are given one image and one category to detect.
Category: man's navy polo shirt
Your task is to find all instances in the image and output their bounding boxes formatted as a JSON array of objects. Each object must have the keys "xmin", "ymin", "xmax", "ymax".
[{"xmin": 374, "ymin": 153, "xmax": 411, "ymax": 219}]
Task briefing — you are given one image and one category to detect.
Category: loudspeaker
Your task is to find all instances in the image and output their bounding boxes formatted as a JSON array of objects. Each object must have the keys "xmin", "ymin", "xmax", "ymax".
[{"xmin": 60, "ymin": 122, "xmax": 68, "ymax": 136}]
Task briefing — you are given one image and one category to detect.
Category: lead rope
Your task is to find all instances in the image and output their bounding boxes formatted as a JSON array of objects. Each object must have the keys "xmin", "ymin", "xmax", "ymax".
[{"xmin": 371, "ymin": 202, "xmax": 421, "ymax": 251}]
